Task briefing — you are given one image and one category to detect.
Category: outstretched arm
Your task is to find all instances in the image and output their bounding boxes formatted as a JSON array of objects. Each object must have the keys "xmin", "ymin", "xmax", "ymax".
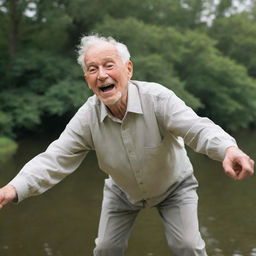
[
  {"xmin": 0, "ymin": 184, "xmax": 17, "ymax": 209},
  {"xmin": 6, "ymin": 103, "xmax": 94, "ymax": 204},
  {"xmin": 223, "ymin": 146, "xmax": 254, "ymax": 180}
]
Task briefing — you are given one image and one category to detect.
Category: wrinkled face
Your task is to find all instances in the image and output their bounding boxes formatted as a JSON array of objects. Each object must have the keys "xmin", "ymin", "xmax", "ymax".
[{"xmin": 84, "ymin": 43, "xmax": 133, "ymax": 106}]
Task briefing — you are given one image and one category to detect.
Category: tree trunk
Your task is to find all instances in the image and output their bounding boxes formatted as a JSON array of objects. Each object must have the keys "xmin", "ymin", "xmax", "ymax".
[{"xmin": 8, "ymin": 0, "xmax": 20, "ymax": 59}]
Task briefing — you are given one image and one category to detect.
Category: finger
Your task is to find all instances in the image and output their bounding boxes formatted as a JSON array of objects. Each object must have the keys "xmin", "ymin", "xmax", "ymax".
[
  {"xmin": 235, "ymin": 161, "xmax": 254, "ymax": 180},
  {"xmin": 0, "ymin": 191, "xmax": 11, "ymax": 209},
  {"xmin": 224, "ymin": 166, "xmax": 239, "ymax": 179},
  {"xmin": 250, "ymin": 159, "xmax": 255, "ymax": 169},
  {"xmin": 226, "ymin": 171, "xmax": 239, "ymax": 179},
  {"xmin": 242, "ymin": 158, "xmax": 254, "ymax": 174},
  {"xmin": 237, "ymin": 169, "xmax": 250, "ymax": 180},
  {"xmin": 0, "ymin": 195, "xmax": 4, "ymax": 206},
  {"xmin": 0, "ymin": 199, "xmax": 7, "ymax": 210},
  {"xmin": 223, "ymin": 159, "xmax": 239, "ymax": 179}
]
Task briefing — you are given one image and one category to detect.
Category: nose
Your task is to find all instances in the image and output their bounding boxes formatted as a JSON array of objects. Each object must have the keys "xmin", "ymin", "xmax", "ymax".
[{"xmin": 97, "ymin": 67, "xmax": 108, "ymax": 81}]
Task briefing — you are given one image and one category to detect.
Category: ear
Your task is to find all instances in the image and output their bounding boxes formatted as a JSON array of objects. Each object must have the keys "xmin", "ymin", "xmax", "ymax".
[{"xmin": 127, "ymin": 61, "xmax": 133, "ymax": 80}]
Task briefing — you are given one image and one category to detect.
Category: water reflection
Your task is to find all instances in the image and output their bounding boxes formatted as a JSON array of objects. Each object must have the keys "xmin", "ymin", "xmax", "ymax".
[{"xmin": 0, "ymin": 130, "xmax": 255, "ymax": 256}]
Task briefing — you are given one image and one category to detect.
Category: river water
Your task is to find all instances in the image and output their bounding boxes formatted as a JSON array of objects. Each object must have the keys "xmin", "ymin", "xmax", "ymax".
[{"xmin": 0, "ymin": 129, "xmax": 255, "ymax": 256}]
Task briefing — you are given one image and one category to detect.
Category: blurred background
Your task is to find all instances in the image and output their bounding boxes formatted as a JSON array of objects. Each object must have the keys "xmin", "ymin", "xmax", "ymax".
[{"xmin": 0, "ymin": 0, "xmax": 256, "ymax": 255}]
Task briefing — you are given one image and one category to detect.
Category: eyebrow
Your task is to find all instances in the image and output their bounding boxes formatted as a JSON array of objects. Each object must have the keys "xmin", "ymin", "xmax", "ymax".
[
  {"xmin": 86, "ymin": 56, "xmax": 116, "ymax": 66},
  {"xmin": 86, "ymin": 62, "xmax": 97, "ymax": 67}
]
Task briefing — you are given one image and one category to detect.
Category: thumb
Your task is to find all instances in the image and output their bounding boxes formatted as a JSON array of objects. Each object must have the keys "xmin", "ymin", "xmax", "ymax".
[
  {"xmin": 0, "ymin": 192, "xmax": 8, "ymax": 209},
  {"xmin": 0, "ymin": 185, "xmax": 17, "ymax": 209}
]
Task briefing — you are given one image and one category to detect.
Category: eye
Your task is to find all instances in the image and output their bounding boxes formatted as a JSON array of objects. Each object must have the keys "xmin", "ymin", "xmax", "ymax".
[
  {"xmin": 105, "ymin": 62, "xmax": 114, "ymax": 69},
  {"xmin": 88, "ymin": 66, "xmax": 97, "ymax": 74}
]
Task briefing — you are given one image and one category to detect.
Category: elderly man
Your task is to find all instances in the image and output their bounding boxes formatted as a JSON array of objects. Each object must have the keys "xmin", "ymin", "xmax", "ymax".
[{"xmin": 0, "ymin": 35, "xmax": 254, "ymax": 256}]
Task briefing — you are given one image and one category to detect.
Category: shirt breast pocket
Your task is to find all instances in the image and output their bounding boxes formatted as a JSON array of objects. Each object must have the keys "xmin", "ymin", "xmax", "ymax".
[{"xmin": 143, "ymin": 138, "xmax": 171, "ymax": 173}]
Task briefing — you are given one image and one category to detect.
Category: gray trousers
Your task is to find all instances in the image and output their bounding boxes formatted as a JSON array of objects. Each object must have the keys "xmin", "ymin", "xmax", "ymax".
[{"xmin": 93, "ymin": 175, "xmax": 207, "ymax": 256}]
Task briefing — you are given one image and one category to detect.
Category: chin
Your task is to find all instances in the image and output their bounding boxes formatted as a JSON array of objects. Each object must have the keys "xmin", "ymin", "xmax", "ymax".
[{"xmin": 102, "ymin": 92, "xmax": 122, "ymax": 106}]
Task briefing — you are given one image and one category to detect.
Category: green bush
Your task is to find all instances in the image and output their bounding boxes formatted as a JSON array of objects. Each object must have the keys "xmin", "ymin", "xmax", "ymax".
[{"xmin": 0, "ymin": 137, "xmax": 18, "ymax": 162}]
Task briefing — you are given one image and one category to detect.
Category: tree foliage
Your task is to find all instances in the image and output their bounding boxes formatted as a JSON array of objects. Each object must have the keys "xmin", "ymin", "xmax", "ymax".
[
  {"xmin": 179, "ymin": 30, "xmax": 256, "ymax": 130},
  {"xmin": 93, "ymin": 16, "xmax": 256, "ymax": 130},
  {"xmin": 0, "ymin": 137, "xmax": 17, "ymax": 163},
  {"xmin": 209, "ymin": 13, "xmax": 256, "ymax": 77},
  {"xmin": 0, "ymin": 0, "xmax": 256, "ymax": 156},
  {"xmin": 0, "ymin": 48, "xmax": 91, "ymax": 138}
]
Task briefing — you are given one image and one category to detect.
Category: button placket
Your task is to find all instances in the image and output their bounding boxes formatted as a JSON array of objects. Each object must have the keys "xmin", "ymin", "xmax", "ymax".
[{"xmin": 121, "ymin": 121, "xmax": 146, "ymax": 193}]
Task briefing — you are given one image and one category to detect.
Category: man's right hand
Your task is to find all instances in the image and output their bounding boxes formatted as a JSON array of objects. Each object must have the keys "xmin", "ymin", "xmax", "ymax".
[{"xmin": 0, "ymin": 184, "xmax": 17, "ymax": 209}]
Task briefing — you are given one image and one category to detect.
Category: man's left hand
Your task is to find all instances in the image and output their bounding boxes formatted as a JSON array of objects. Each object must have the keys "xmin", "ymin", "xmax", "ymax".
[{"xmin": 223, "ymin": 146, "xmax": 254, "ymax": 180}]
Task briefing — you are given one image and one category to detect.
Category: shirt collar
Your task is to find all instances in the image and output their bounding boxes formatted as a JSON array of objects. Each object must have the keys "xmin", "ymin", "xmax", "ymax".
[
  {"xmin": 100, "ymin": 81, "xmax": 143, "ymax": 122},
  {"xmin": 100, "ymin": 100, "xmax": 108, "ymax": 122}
]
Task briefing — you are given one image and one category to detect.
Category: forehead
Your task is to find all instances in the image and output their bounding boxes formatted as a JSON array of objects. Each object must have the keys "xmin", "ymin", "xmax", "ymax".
[{"xmin": 84, "ymin": 43, "xmax": 121, "ymax": 64}]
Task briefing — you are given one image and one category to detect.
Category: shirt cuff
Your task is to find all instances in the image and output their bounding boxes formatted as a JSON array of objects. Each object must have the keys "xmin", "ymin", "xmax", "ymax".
[
  {"xmin": 217, "ymin": 140, "xmax": 238, "ymax": 161},
  {"xmin": 8, "ymin": 175, "xmax": 30, "ymax": 203}
]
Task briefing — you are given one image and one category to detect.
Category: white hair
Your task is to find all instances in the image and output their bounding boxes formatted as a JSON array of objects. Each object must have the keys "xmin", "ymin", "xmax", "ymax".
[{"xmin": 77, "ymin": 34, "xmax": 131, "ymax": 74}]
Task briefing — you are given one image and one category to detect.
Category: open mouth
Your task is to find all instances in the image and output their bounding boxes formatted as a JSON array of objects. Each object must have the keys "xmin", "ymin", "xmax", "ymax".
[{"xmin": 99, "ymin": 84, "xmax": 115, "ymax": 92}]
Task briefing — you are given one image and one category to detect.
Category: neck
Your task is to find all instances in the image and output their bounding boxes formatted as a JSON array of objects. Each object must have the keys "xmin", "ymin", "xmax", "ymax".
[{"xmin": 107, "ymin": 94, "xmax": 128, "ymax": 120}]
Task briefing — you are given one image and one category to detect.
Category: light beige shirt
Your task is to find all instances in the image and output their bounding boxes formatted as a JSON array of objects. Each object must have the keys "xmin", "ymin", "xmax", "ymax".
[{"xmin": 10, "ymin": 80, "xmax": 237, "ymax": 206}]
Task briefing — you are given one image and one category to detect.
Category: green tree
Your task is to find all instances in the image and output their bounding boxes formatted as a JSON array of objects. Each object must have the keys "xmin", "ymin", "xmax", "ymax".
[
  {"xmin": 0, "ymin": 48, "xmax": 91, "ymax": 138},
  {"xmin": 209, "ymin": 13, "xmax": 256, "ymax": 77},
  {"xmin": 93, "ymin": 16, "xmax": 256, "ymax": 131},
  {"xmin": 1, "ymin": 0, "xmax": 256, "ymax": 157},
  {"xmin": 178, "ymin": 30, "xmax": 256, "ymax": 130},
  {"xmin": 92, "ymin": 16, "xmax": 202, "ymax": 110},
  {"xmin": 29, "ymin": 0, "xmax": 73, "ymax": 53},
  {"xmin": 0, "ymin": 0, "xmax": 91, "ymax": 140}
]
